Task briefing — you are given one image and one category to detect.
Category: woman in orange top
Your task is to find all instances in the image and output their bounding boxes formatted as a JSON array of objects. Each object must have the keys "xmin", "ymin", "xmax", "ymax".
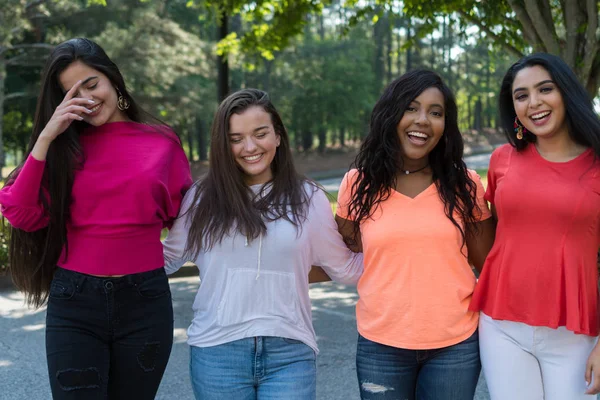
[{"xmin": 336, "ymin": 70, "xmax": 495, "ymax": 400}]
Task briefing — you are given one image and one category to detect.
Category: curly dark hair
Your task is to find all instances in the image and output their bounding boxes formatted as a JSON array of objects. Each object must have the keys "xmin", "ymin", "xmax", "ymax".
[{"xmin": 348, "ymin": 69, "xmax": 480, "ymax": 246}]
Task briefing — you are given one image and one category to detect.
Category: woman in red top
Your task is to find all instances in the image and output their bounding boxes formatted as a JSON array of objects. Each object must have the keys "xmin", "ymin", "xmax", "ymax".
[{"xmin": 470, "ymin": 53, "xmax": 600, "ymax": 399}]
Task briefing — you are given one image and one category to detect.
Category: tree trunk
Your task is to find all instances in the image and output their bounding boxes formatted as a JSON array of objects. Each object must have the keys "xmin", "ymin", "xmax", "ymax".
[
  {"xmin": 447, "ymin": 18, "xmax": 453, "ymax": 86},
  {"xmin": 429, "ymin": 35, "xmax": 435, "ymax": 69},
  {"xmin": 0, "ymin": 59, "xmax": 6, "ymax": 179},
  {"xmin": 229, "ymin": 14, "xmax": 243, "ymax": 92},
  {"xmin": 442, "ymin": 16, "xmax": 447, "ymax": 72},
  {"xmin": 396, "ymin": 18, "xmax": 403, "ymax": 75},
  {"xmin": 485, "ymin": 52, "xmax": 491, "ymax": 127},
  {"xmin": 465, "ymin": 52, "xmax": 471, "ymax": 128},
  {"xmin": 319, "ymin": 13, "xmax": 325, "ymax": 40},
  {"xmin": 196, "ymin": 117, "xmax": 208, "ymax": 161},
  {"xmin": 373, "ymin": 13, "xmax": 385, "ymax": 93},
  {"xmin": 302, "ymin": 129, "xmax": 313, "ymax": 151},
  {"xmin": 263, "ymin": 59, "xmax": 273, "ymax": 93},
  {"xmin": 217, "ymin": 10, "xmax": 229, "ymax": 102},
  {"xmin": 339, "ymin": 126, "xmax": 346, "ymax": 147},
  {"xmin": 317, "ymin": 127, "xmax": 326, "ymax": 154},
  {"xmin": 186, "ymin": 123, "xmax": 194, "ymax": 162},
  {"xmin": 385, "ymin": 14, "xmax": 392, "ymax": 83},
  {"xmin": 406, "ymin": 19, "xmax": 413, "ymax": 71},
  {"xmin": 473, "ymin": 97, "xmax": 482, "ymax": 131}
]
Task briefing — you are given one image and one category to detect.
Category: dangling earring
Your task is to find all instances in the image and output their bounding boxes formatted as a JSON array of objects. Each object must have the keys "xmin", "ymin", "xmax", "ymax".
[
  {"xmin": 514, "ymin": 117, "xmax": 526, "ymax": 140},
  {"xmin": 116, "ymin": 88, "xmax": 130, "ymax": 111}
]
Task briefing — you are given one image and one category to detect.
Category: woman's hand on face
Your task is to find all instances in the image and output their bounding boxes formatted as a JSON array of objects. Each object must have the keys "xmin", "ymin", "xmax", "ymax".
[
  {"xmin": 585, "ymin": 343, "xmax": 600, "ymax": 394},
  {"xmin": 39, "ymin": 80, "xmax": 94, "ymax": 142}
]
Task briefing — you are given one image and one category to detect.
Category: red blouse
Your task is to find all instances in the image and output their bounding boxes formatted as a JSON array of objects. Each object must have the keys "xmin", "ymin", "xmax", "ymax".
[{"xmin": 470, "ymin": 144, "xmax": 600, "ymax": 336}]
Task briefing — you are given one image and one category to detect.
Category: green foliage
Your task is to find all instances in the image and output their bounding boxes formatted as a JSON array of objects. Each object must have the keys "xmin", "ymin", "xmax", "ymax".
[{"xmin": 2, "ymin": 0, "xmax": 518, "ymax": 168}]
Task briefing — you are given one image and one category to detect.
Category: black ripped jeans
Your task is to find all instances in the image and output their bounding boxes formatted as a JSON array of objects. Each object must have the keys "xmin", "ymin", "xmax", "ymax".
[{"xmin": 45, "ymin": 267, "xmax": 173, "ymax": 400}]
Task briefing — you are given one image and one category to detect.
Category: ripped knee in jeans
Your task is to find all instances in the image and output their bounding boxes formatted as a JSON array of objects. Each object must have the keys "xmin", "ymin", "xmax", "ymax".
[
  {"xmin": 361, "ymin": 381, "xmax": 396, "ymax": 394},
  {"xmin": 137, "ymin": 341, "xmax": 160, "ymax": 372},
  {"xmin": 56, "ymin": 367, "xmax": 101, "ymax": 391}
]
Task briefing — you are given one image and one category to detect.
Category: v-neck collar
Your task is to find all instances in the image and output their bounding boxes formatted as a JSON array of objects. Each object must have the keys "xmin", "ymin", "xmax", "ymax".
[{"xmin": 391, "ymin": 182, "xmax": 436, "ymax": 201}]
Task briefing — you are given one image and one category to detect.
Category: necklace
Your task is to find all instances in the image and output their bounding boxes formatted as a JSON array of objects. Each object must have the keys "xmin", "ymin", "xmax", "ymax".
[{"xmin": 402, "ymin": 164, "xmax": 429, "ymax": 175}]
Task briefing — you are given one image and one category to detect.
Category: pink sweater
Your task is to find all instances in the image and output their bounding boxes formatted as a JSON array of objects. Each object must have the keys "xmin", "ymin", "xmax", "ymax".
[{"xmin": 0, "ymin": 121, "xmax": 192, "ymax": 275}]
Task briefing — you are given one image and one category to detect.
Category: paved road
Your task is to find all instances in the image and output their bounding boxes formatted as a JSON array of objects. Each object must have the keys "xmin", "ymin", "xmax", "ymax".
[
  {"xmin": 0, "ymin": 276, "xmax": 493, "ymax": 400},
  {"xmin": 319, "ymin": 151, "xmax": 494, "ymax": 192}
]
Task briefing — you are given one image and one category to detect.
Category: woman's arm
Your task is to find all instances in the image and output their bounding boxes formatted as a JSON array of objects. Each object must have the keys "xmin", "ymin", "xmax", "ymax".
[
  {"xmin": 586, "ymin": 343, "xmax": 600, "ymax": 394},
  {"xmin": 335, "ymin": 215, "xmax": 363, "ymax": 253},
  {"xmin": 466, "ymin": 171, "xmax": 497, "ymax": 272},
  {"xmin": 0, "ymin": 156, "xmax": 50, "ymax": 232},
  {"xmin": 309, "ymin": 189, "xmax": 363, "ymax": 285},
  {"xmin": 162, "ymin": 186, "xmax": 196, "ymax": 274},
  {"xmin": 466, "ymin": 217, "xmax": 496, "ymax": 272},
  {"xmin": 308, "ymin": 266, "xmax": 331, "ymax": 283}
]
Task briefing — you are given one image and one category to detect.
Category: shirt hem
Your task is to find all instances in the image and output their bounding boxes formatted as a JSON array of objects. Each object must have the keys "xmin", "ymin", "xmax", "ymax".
[
  {"xmin": 476, "ymin": 310, "xmax": 598, "ymax": 337},
  {"xmin": 187, "ymin": 331, "xmax": 320, "ymax": 355},
  {"xmin": 357, "ymin": 322, "xmax": 478, "ymax": 350}
]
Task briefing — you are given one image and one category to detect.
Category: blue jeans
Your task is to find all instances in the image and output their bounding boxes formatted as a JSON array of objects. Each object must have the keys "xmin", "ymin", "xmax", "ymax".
[
  {"xmin": 46, "ymin": 267, "xmax": 173, "ymax": 400},
  {"xmin": 356, "ymin": 331, "xmax": 481, "ymax": 400},
  {"xmin": 189, "ymin": 336, "xmax": 316, "ymax": 400}
]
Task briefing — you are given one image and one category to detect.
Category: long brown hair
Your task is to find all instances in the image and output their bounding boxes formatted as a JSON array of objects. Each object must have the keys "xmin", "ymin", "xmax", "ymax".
[
  {"xmin": 184, "ymin": 89, "xmax": 314, "ymax": 257},
  {"xmin": 7, "ymin": 38, "xmax": 168, "ymax": 307}
]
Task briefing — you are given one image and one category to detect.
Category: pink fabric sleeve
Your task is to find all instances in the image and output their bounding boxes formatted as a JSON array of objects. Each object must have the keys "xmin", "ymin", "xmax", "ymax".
[
  {"xmin": 162, "ymin": 144, "xmax": 193, "ymax": 229},
  {"xmin": 0, "ymin": 155, "xmax": 50, "ymax": 231},
  {"xmin": 335, "ymin": 169, "xmax": 358, "ymax": 221}
]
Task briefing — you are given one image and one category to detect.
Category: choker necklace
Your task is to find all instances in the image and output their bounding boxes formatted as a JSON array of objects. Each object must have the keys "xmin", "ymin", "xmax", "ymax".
[{"xmin": 402, "ymin": 164, "xmax": 429, "ymax": 175}]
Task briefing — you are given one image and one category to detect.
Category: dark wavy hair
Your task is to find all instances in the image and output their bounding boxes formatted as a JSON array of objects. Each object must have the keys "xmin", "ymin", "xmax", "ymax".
[
  {"xmin": 349, "ymin": 69, "xmax": 479, "ymax": 246},
  {"xmin": 499, "ymin": 52, "xmax": 600, "ymax": 156},
  {"xmin": 6, "ymin": 38, "xmax": 170, "ymax": 307},
  {"xmin": 184, "ymin": 88, "xmax": 315, "ymax": 256}
]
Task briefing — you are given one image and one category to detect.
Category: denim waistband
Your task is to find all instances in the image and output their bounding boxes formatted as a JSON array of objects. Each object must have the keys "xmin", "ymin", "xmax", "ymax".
[{"xmin": 53, "ymin": 266, "xmax": 166, "ymax": 292}]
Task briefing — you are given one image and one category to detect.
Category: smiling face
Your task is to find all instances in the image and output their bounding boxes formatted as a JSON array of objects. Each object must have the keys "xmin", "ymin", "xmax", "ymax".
[
  {"xmin": 229, "ymin": 106, "xmax": 281, "ymax": 185},
  {"xmin": 512, "ymin": 65, "xmax": 568, "ymax": 140},
  {"xmin": 396, "ymin": 87, "xmax": 446, "ymax": 166},
  {"xmin": 59, "ymin": 61, "xmax": 128, "ymax": 126}
]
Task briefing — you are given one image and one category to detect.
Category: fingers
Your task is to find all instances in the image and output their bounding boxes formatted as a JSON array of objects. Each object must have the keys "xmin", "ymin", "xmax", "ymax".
[
  {"xmin": 585, "ymin": 380, "xmax": 600, "ymax": 394},
  {"xmin": 58, "ymin": 97, "xmax": 95, "ymax": 110},
  {"xmin": 63, "ymin": 80, "xmax": 84, "ymax": 101},
  {"xmin": 585, "ymin": 363, "xmax": 600, "ymax": 394},
  {"xmin": 62, "ymin": 105, "xmax": 93, "ymax": 116},
  {"xmin": 63, "ymin": 113, "xmax": 84, "ymax": 122},
  {"xmin": 586, "ymin": 360, "xmax": 592, "ymax": 385}
]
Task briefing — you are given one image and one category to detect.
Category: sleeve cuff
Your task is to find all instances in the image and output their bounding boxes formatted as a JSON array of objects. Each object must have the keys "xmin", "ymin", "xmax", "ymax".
[{"xmin": 10, "ymin": 155, "xmax": 46, "ymax": 204}]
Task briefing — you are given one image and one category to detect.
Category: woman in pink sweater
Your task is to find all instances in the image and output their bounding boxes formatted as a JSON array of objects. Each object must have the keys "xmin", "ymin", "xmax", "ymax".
[{"xmin": 0, "ymin": 38, "xmax": 192, "ymax": 399}]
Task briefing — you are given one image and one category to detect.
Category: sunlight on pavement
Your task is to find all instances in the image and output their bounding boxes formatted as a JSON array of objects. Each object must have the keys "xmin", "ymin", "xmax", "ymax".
[
  {"xmin": 20, "ymin": 324, "xmax": 45, "ymax": 332},
  {"xmin": 0, "ymin": 292, "xmax": 45, "ymax": 319},
  {"xmin": 310, "ymin": 285, "xmax": 358, "ymax": 301},
  {"xmin": 173, "ymin": 328, "xmax": 188, "ymax": 344}
]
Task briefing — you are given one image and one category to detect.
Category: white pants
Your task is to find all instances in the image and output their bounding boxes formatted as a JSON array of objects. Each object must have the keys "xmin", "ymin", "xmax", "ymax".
[{"xmin": 479, "ymin": 312, "xmax": 598, "ymax": 400}]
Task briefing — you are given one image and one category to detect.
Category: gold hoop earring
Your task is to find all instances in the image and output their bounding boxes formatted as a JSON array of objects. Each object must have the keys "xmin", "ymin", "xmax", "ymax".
[{"xmin": 116, "ymin": 88, "xmax": 130, "ymax": 111}]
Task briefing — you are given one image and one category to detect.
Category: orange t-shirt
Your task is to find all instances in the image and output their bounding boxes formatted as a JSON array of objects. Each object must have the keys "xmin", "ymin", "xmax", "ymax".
[{"xmin": 337, "ymin": 169, "xmax": 491, "ymax": 349}]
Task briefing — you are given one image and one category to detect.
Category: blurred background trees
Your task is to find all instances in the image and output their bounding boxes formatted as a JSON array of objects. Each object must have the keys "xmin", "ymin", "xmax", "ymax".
[{"xmin": 2, "ymin": 0, "xmax": 596, "ymax": 174}]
